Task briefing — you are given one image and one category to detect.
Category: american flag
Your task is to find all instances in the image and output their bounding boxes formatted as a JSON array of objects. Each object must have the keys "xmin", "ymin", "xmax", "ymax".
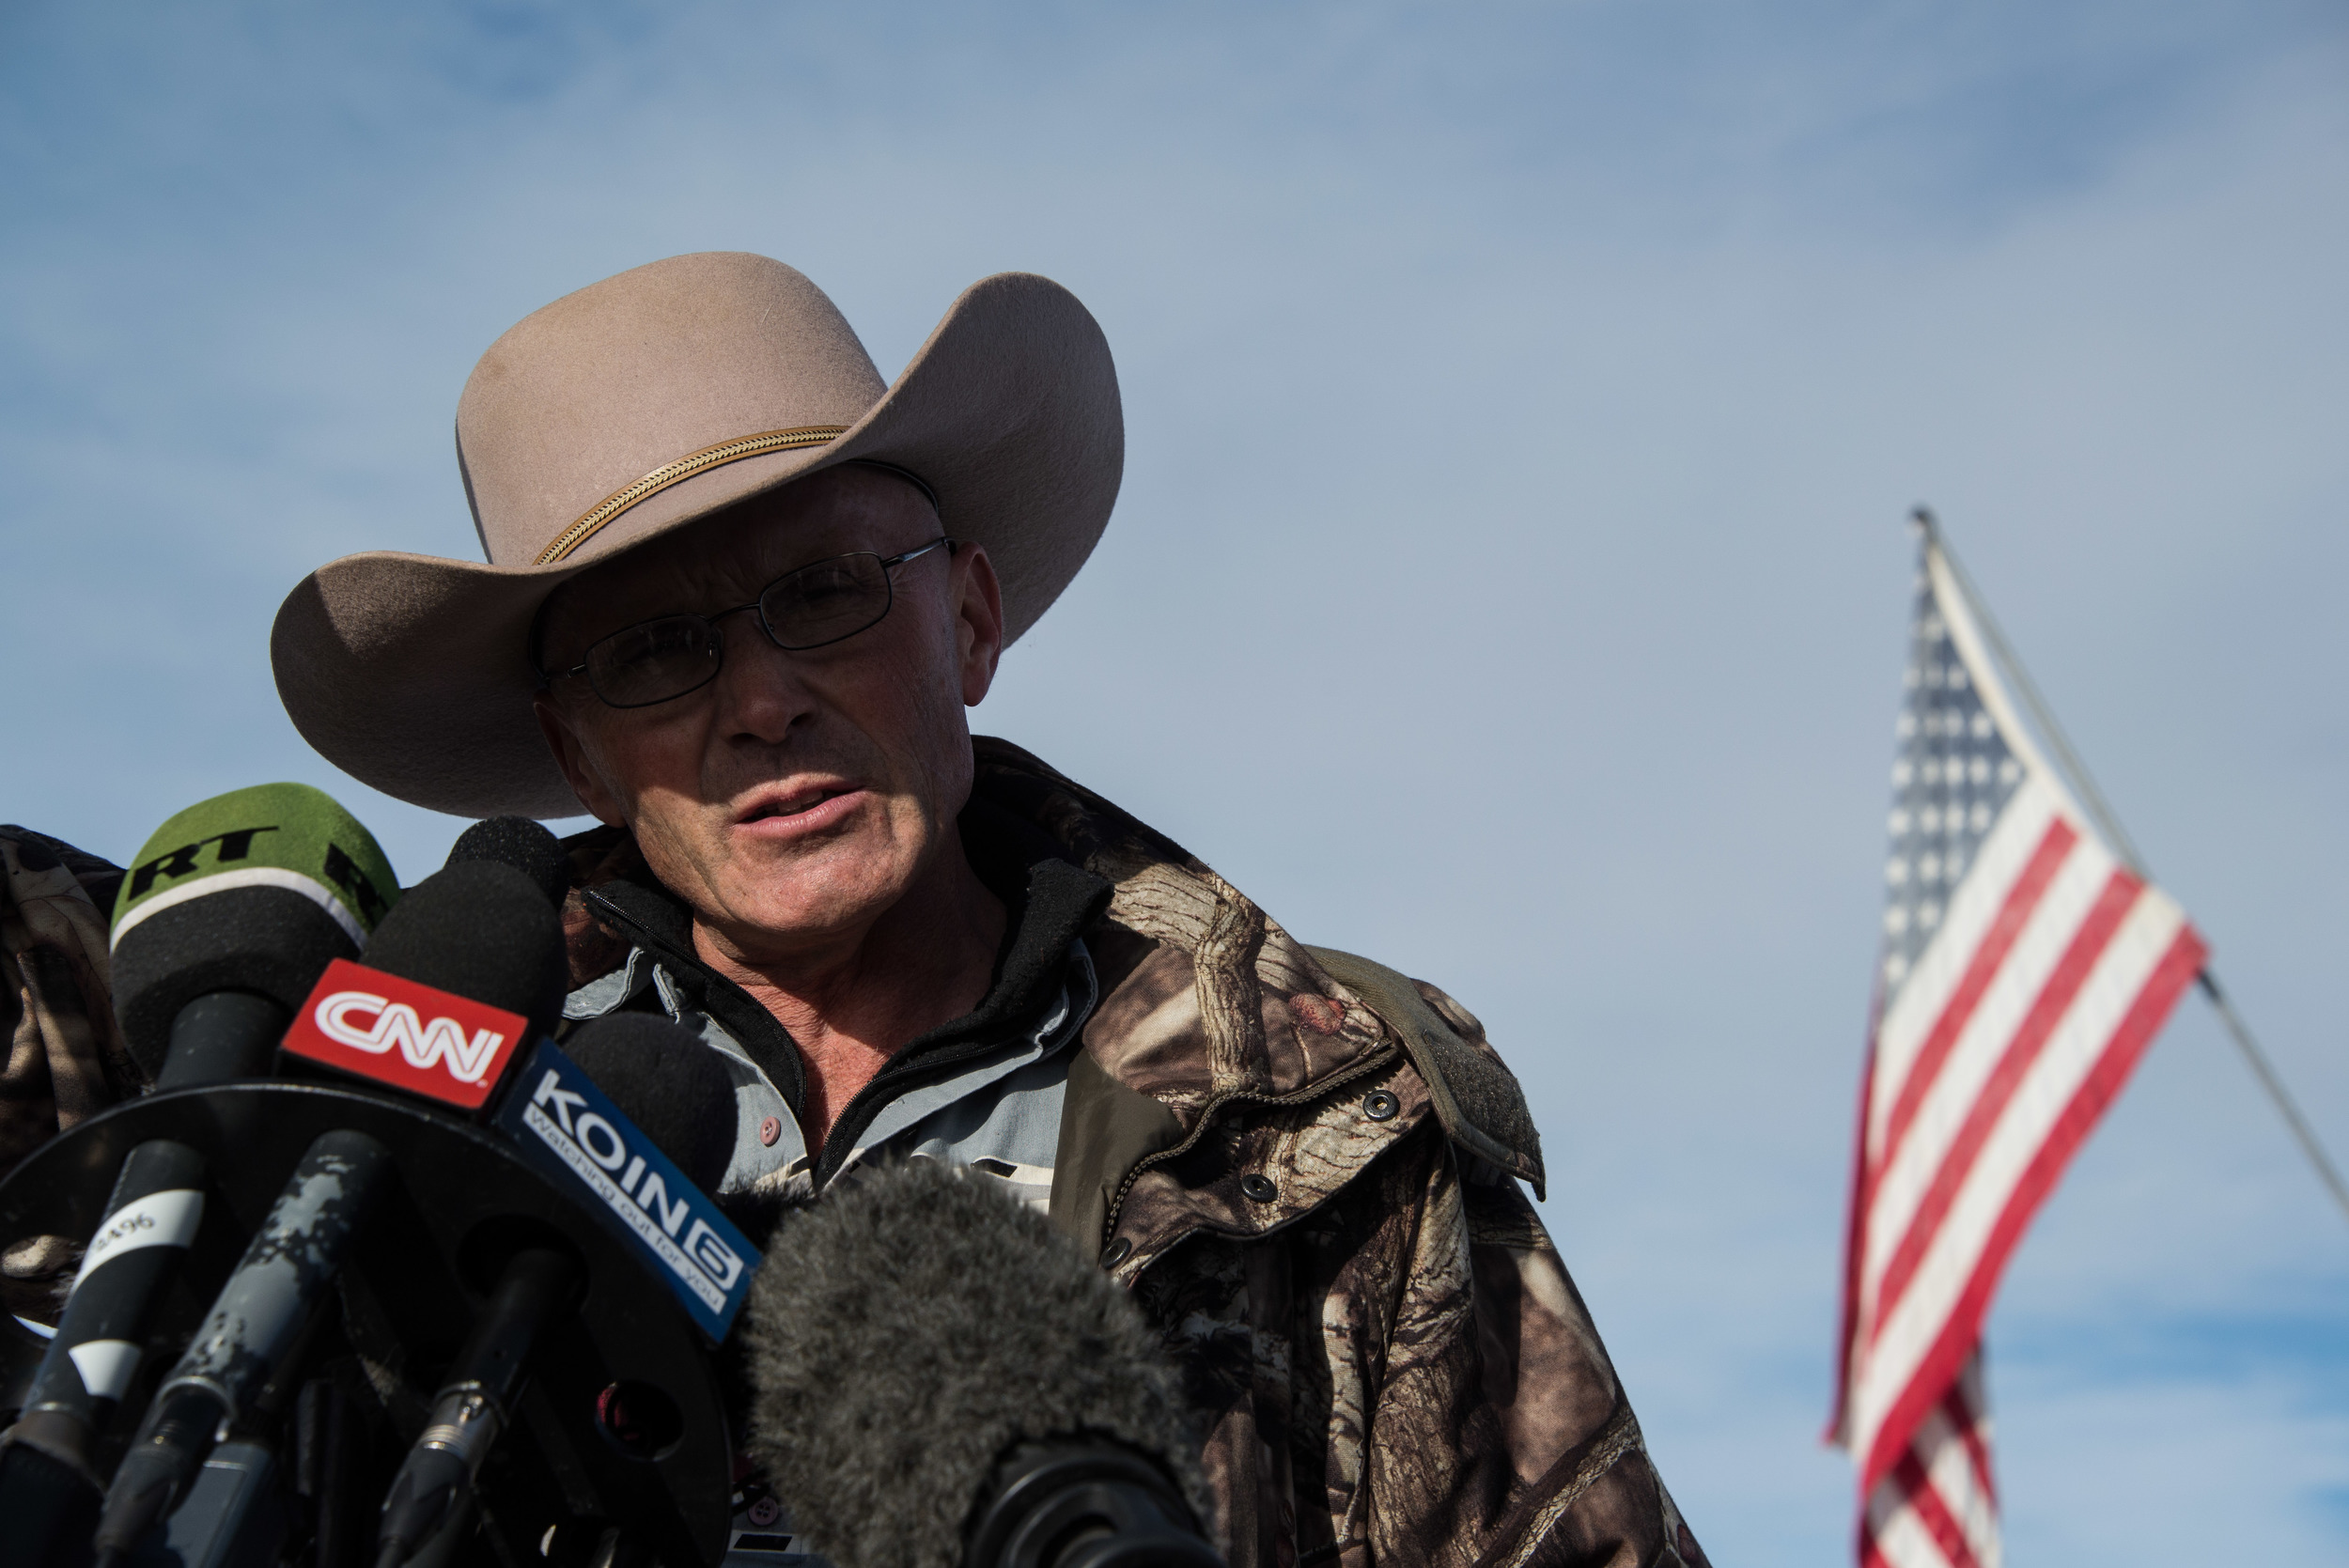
[{"xmin": 1830, "ymin": 529, "xmax": 2209, "ymax": 1568}]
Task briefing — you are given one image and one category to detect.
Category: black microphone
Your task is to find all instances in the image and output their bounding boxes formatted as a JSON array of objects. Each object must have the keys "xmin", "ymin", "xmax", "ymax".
[
  {"xmin": 361, "ymin": 859, "xmax": 569, "ymax": 1044},
  {"xmin": 372, "ymin": 1013, "xmax": 736, "ymax": 1568},
  {"xmin": 443, "ymin": 816, "xmax": 572, "ymax": 914},
  {"xmin": 558, "ymin": 1012, "xmax": 738, "ymax": 1194},
  {"xmin": 0, "ymin": 784, "xmax": 397, "ymax": 1568},
  {"xmin": 369, "ymin": 1246, "xmax": 577, "ymax": 1568},
  {"xmin": 744, "ymin": 1160, "xmax": 1220, "ymax": 1568}
]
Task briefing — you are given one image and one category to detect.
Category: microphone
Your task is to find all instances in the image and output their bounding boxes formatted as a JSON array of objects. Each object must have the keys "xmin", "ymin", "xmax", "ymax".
[
  {"xmin": 557, "ymin": 1012, "xmax": 738, "ymax": 1194},
  {"xmin": 0, "ymin": 784, "xmax": 397, "ymax": 1564},
  {"xmin": 443, "ymin": 816, "xmax": 572, "ymax": 914},
  {"xmin": 91, "ymin": 1128, "xmax": 396, "ymax": 1566},
  {"xmin": 277, "ymin": 859, "xmax": 569, "ymax": 1111},
  {"xmin": 110, "ymin": 782, "xmax": 399, "ymax": 1085},
  {"xmin": 744, "ymin": 1160, "xmax": 1220, "ymax": 1568},
  {"xmin": 363, "ymin": 859, "xmax": 568, "ymax": 1043},
  {"xmin": 371, "ymin": 1013, "xmax": 736, "ymax": 1568}
]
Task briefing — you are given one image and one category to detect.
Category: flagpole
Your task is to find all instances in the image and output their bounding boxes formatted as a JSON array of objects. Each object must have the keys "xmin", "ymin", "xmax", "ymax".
[
  {"xmin": 2196, "ymin": 970, "xmax": 2349, "ymax": 1223},
  {"xmin": 1911, "ymin": 506, "xmax": 2349, "ymax": 1231}
]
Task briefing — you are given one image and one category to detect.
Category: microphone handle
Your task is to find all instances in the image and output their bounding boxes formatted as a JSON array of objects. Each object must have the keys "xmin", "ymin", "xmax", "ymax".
[
  {"xmin": 93, "ymin": 1128, "xmax": 392, "ymax": 1564},
  {"xmin": 374, "ymin": 1246, "xmax": 579, "ymax": 1568},
  {"xmin": 151, "ymin": 990, "xmax": 292, "ymax": 1091},
  {"xmin": 0, "ymin": 988, "xmax": 290, "ymax": 1510},
  {"xmin": 3, "ymin": 1140, "xmax": 206, "ymax": 1476}
]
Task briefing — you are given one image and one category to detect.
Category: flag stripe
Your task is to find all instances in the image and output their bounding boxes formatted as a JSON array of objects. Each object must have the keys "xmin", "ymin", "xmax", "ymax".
[
  {"xmin": 1868, "ymin": 778, "xmax": 2064, "ymax": 1139},
  {"xmin": 1941, "ymin": 1382, "xmax": 1996, "ymax": 1506},
  {"xmin": 1896, "ymin": 1453, "xmax": 1981, "ymax": 1568},
  {"xmin": 1862, "ymin": 1483, "xmax": 1944, "ymax": 1568},
  {"xmin": 1868, "ymin": 866, "xmax": 2145, "ymax": 1338},
  {"xmin": 1862, "ymin": 831, "xmax": 2119, "ymax": 1289},
  {"xmin": 1835, "ymin": 783, "xmax": 2063, "ymax": 1439},
  {"xmin": 1829, "ymin": 1036, "xmax": 1883, "ymax": 1443},
  {"xmin": 1859, "ymin": 916, "xmax": 2205, "ymax": 1489},
  {"xmin": 1861, "ymin": 884, "xmax": 2187, "ymax": 1453},
  {"xmin": 1873, "ymin": 816, "xmax": 2078, "ymax": 1174},
  {"xmin": 1861, "ymin": 1354, "xmax": 2000, "ymax": 1568},
  {"xmin": 1920, "ymin": 1404, "xmax": 1999, "ymax": 1568}
]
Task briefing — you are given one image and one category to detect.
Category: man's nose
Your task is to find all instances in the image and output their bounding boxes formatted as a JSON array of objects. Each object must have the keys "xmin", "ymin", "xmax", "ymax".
[{"xmin": 708, "ymin": 616, "xmax": 815, "ymax": 743}]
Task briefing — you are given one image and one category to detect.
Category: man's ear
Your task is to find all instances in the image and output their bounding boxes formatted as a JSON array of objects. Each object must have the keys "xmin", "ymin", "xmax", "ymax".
[
  {"xmin": 954, "ymin": 544, "xmax": 1005, "ymax": 706},
  {"xmin": 533, "ymin": 692, "xmax": 628, "ymax": 828}
]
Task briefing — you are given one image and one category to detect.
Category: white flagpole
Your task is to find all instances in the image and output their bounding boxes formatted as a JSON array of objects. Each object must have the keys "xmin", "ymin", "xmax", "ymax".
[{"xmin": 1912, "ymin": 506, "xmax": 2349, "ymax": 1231}]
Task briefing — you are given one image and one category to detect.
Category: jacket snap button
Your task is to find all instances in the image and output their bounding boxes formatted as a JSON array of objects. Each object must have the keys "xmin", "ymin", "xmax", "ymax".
[
  {"xmin": 1240, "ymin": 1173, "xmax": 1279, "ymax": 1203},
  {"xmin": 1099, "ymin": 1236, "xmax": 1133, "ymax": 1268},
  {"xmin": 758, "ymin": 1115, "xmax": 782, "ymax": 1147},
  {"xmin": 1362, "ymin": 1090, "xmax": 1401, "ymax": 1122}
]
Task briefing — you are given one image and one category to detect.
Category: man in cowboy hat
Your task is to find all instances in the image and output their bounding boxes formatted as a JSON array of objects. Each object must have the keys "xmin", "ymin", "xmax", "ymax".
[{"xmin": 274, "ymin": 254, "xmax": 1708, "ymax": 1567}]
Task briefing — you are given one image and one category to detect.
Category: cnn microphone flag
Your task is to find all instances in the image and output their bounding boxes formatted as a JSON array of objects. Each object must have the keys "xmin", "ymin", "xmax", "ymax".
[{"xmin": 1829, "ymin": 523, "xmax": 2209, "ymax": 1568}]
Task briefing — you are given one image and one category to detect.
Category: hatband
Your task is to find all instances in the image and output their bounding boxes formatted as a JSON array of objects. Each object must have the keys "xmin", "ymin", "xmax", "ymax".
[{"xmin": 536, "ymin": 424, "xmax": 850, "ymax": 566}]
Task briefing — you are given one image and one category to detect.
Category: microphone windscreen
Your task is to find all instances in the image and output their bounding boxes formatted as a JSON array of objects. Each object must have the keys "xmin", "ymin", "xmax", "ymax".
[
  {"xmin": 445, "ymin": 816, "xmax": 571, "ymax": 911},
  {"xmin": 560, "ymin": 1012, "xmax": 736, "ymax": 1194},
  {"xmin": 360, "ymin": 861, "xmax": 568, "ymax": 1037},
  {"xmin": 744, "ymin": 1160, "xmax": 1204, "ymax": 1568},
  {"xmin": 109, "ymin": 784, "xmax": 399, "ymax": 1074}
]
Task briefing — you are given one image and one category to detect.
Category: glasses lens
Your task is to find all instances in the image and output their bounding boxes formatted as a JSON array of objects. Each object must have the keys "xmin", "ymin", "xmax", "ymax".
[
  {"xmin": 760, "ymin": 553, "xmax": 893, "ymax": 649},
  {"xmin": 586, "ymin": 615, "xmax": 723, "ymax": 707}
]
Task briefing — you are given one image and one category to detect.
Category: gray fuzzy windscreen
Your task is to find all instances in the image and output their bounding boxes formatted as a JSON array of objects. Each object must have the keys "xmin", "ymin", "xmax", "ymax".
[{"xmin": 741, "ymin": 1159, "xmax": 1207, "ymax": 1568}]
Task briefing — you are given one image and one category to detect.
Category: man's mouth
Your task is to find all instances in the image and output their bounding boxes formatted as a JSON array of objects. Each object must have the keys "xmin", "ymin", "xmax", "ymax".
[
  {"xmin": 736, "ymin": 785, "xmax": 861, "ymax": 829},
  {"xmin": 742, "ymin": 791, "xmax": 831, "ymax": 822}
]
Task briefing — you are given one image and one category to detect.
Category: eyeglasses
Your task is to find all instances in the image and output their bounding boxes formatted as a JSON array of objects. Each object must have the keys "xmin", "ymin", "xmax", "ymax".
[{"xmin": 542, "ymin": 537, "xmax": 954, "ymax": 708}]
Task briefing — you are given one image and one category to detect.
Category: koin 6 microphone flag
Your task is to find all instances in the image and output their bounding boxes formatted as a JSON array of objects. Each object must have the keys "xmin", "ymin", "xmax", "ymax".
[{"xmin": 1829, "ymin": 529, "xmax": 2207, "ymax": 1568}]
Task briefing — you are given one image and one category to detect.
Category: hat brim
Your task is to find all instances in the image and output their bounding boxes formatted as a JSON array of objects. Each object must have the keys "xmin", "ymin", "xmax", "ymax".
[{"xmin": 272, "ymin": 272, "xmax": 1122, "ymax": 819}]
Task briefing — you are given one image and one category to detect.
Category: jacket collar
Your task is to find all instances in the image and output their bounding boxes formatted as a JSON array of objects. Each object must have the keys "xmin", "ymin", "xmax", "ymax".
[{"xmin": 555, "ymin": 736, "xmax": 1545, "ymax": 1196}]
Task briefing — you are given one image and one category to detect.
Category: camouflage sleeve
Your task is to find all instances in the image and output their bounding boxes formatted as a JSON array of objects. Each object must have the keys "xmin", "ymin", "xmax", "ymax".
[
  {"xmin": 1359, "ymin": 1132, "xmax": 1709, "ymax": 1568},
  {"xmin": 0, "ymin": 828, "xmax": 140, "ymax": 1321}
]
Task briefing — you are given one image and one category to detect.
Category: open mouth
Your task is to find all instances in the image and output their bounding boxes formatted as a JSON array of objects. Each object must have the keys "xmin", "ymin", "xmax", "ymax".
[{"xmin": 738, "ymin": 786, "xmax": 853, "ymax": 826}]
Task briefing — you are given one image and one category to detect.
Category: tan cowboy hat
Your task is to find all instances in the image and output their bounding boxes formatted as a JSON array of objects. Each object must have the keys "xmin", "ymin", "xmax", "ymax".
[{"xmin": 271, "ymin": 252, "xmax": 1122, "ymax": 819}]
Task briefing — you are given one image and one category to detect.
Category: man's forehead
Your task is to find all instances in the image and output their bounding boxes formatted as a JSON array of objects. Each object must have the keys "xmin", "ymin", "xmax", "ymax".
[{"xmin": 548, "ymin": 466, "xmax": 934, "ymax": 626}]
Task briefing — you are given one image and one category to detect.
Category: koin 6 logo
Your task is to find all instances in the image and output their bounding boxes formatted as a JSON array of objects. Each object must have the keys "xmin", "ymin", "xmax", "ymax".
[
  {"xmin": 314, "ymin": 990, "xmax": 506, "ymax": 1083},
  {"xmin": 492, "ymin": 1043, "xmax": 760, "ymax": 1339}
]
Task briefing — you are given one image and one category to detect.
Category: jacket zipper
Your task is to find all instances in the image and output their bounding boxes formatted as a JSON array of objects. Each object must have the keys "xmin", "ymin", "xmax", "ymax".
[{"xmin": 812, "ymin": 1032, "xmax": 1022, "ymax": 1188}]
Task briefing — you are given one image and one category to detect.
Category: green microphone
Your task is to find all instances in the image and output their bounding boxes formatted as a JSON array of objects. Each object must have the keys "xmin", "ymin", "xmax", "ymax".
[{"xmin": 111, "ymin": 782, "xmax": 399, "ymax": 1083}]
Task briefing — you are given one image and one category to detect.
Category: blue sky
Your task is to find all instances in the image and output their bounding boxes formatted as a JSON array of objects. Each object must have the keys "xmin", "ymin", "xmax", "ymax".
[{"xmin": 5, "ymin": 3, "xmax": 2346, "ymax": 1561}]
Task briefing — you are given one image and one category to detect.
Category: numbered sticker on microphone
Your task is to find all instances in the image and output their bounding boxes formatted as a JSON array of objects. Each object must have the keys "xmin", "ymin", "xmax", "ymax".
[
  {"xmin": 494, "ymin": 1041, "xmax": 759, "ymax": 1341},
  {"xmin": 281, "ymin": 957, "xmax": 528, "ymax": 1110}
]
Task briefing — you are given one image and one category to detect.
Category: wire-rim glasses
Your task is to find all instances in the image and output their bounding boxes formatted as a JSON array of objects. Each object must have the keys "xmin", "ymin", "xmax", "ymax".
[{"xmin": 543, "ymin": 536, "xmax": 954, "ymax": 709}]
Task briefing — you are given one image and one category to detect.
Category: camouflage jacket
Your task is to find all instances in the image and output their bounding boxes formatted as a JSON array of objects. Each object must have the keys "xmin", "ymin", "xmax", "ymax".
[
  {"xmin": 0, "ymin": 828, "xmax": 143, "ymax": 1322},
  {"xmin": 568, "ymin": 740, "xmax": 1707, "ymax": 1568}
]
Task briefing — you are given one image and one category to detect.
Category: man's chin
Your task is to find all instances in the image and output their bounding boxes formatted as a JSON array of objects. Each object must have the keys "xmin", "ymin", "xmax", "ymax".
[{"xmin": 702, "ymin": 846, "xmax": 916, "ymax": 950}]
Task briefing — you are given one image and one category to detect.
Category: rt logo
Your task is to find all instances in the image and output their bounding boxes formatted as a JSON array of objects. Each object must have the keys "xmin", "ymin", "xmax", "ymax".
[
  {"xmin": 124, "ymin": 825, "xmax": 389, "ymax": 925},
  {"xmin": 127, "ymin": 826, "xmax": 279, "ymax": 898}
]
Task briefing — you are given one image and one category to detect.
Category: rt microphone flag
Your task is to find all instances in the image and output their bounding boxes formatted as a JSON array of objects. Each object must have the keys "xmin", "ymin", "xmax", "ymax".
[
  {"xmin": 1829, "ymin": 520, "xmax": 2208, "ymax": 1568},
  {"xmin": 109, "ymin": 781, "xmax": 399, "ymax": 1068}
]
